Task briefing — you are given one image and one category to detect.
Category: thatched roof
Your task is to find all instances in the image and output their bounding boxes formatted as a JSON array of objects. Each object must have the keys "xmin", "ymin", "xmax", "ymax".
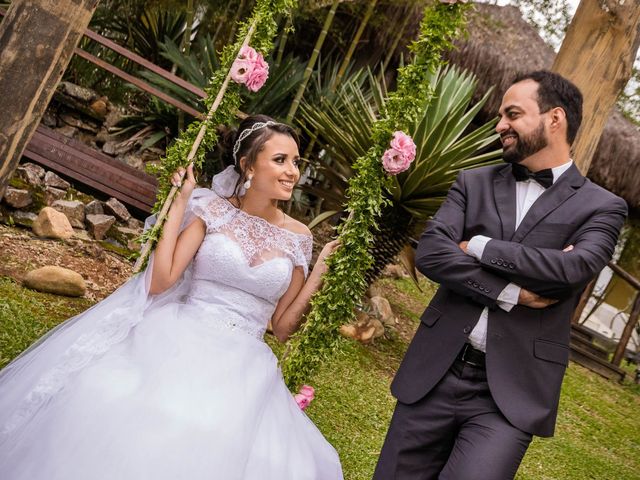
[{"xmin": 443, "ymin": 3, "xmax": 640, "ymax": 214}]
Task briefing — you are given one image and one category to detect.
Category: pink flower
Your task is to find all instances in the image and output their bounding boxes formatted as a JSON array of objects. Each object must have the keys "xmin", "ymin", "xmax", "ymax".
[
  {"xmin": 230, "ymin": 45, "xmax": 269, "ymax": 92},
  {"xmin": 245, "ymin": 55, "xmax": 269, "ymax": 92},
  {"xmin": 230, "ymin": 58, "xmax": 253, "ymax": 84},
  {"xmin": 294, "ymin": 384, "xmax": 315, "ymax": 410},
  {"xmin": 390, "ymin": 131, "xmax": 416, "ymax": 162},
  {"xmin": 382, "ymin": 131, "xmax": 416, "ymax": 175},
  {"xmin": 238, "ymin": 45, "xmax": 260, "ymax": 62}
]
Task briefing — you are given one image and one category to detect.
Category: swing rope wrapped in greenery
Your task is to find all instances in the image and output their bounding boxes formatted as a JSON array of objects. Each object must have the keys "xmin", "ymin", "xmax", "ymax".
[{"xmin": 282, "ymin": 1, "xmax": 471, "ymax": 389}]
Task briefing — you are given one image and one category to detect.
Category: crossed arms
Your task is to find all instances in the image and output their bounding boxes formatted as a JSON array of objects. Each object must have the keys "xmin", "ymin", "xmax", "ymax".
[{"xmin": 416, "ymin": 170, "xmax": 627, "ymax": 309}]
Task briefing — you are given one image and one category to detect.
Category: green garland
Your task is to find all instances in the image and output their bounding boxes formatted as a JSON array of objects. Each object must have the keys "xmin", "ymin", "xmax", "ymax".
[
  {"xmin": 140, "ymin": 0, "xmax": 298, "ymax": 254},
  {"xmin": 282, "ymin": 2, "xmax": 470, "ymax": 389}
]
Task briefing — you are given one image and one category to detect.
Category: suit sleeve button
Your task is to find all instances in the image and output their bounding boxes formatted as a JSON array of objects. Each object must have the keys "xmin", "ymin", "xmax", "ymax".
[
  {"xmin": 473, "ymin": 282, "xmax": 479, "ymax": 288},
  {"xmin": 463, "ymin": 326, "xmax": 471, "ymax": 334},
  {"xmin": 490, "ymin": 259, "xmax": 497, "ymax": 264}
]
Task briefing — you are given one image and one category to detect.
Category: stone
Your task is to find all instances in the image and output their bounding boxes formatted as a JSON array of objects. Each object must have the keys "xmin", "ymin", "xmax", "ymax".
[
  {"xmin": 23, "ymin": 162, "xmax": 46, "ymax": 178},
  {"xmin": 104, "ymin": 197, "xmax": 131, "ymax": 222},
  {"xmin": 370, "ymin": 295, "xmax": 396, "ymax": 326},
  {"xmin": 102, "ymin": 140, "xmax": 118, "ymax": 156},
  {"xmin": 42, "ymin": 110, "xmax": 58, "ymax": 128},
  {"xmin": 86, "ymin": 214, "xmax": 116, "ymax": 240},
  {"xmin": 24, "ymin": 265, "xmax": 86, "ymax": 297},
  {"xmin": 85, "ymin": 200, "xmax": 104, "ymax": 215},
  {"xmin": 16, "ymin": 164, "xmax": 44, "ymax": 186},
  {"xmin": 43, "ymin": 187, "xmax": 67, "ymax": 205},
  {"xmin": 60, "ymin": 113, "xmax": 98, "ymax": 133},
  {"xmin": 338, "ymin": 312, "xmax": 385, "ymax": 344},
  {"xmin": 118, "ymin": 152, "xmax": 144, "ymax": 170},
  {"xmin": 127, "ymin": 217, "xmax": 144, "ymax": 230},
  {"xmin": 58, "ymin": 81, "xmax": 97, "ymax": 103},
  {"xmin": 3, "ymin": 187, "xmax": 32, "ymax": 208},
  {"xmin": 52, "ymin": 200, "xmax": 85, "ymax": 229},
  {"xmin": 366, "ymin": 284, "xmax": 384, "ymax": 298},
  {"xmin": 32, "ymin": 207, "xmax": 74, "ymax": 239},
  {"xmin": 382, "ymin": 264, "xmax": 407, "ymax": 279},
  {"xmin": 12, "ymin": 211, "xmax": 37, "ymax": 228},
  {"xmin": 44, "ymin": 171, "xmax": 71, "ymax": 190},
  {"xmin": 72, "ymin": 228, "xmax": 92, "ymax": 241},
  {"xmin": 89, "ymin": 97, "xmax": 108, "ymax": 119},
  {"xmin": 105, "ymin": 108, "xmax": 124, "ymax": 129},
  {"xmin": 55, "ymin": 125, "xmax": 78, "ymax": 138}
]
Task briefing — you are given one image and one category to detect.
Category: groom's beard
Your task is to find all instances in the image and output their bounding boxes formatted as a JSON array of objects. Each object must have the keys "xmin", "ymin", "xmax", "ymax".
[{"xmin": 502, "ymin": 121, "xmax": 548, "ymax": 164}]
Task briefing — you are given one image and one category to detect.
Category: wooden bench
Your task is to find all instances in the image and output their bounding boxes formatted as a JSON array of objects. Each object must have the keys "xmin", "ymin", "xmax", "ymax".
[{"xmin": 23, "ymin": 125, "xmax": 158, "ymax": 213}]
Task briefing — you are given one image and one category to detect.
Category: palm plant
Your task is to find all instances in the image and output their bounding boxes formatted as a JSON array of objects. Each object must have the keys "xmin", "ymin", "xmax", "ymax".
[{"xmin": 300, "ymin": 65, "xmax": 503, "ymax": 281}]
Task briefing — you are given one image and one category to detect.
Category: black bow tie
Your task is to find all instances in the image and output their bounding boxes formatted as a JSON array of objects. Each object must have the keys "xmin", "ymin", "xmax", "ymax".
[{"xmin": 511, "ymin": 163, "xmax": 554, "ymax": 189}]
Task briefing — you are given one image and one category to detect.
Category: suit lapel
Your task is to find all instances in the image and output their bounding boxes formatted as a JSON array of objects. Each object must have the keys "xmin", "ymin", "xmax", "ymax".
[
  {"xmin": 511, "ymin": 163, "xmax": 585, "ymax": 243},
  {"xmin": 493, "ymin": 165, "xmax": 517, "ymax": 240}
]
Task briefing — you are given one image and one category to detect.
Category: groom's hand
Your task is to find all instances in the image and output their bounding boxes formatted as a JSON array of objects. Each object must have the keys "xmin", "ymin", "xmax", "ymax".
[
  {"xmin": 518, "ymin": 288, "xmax": 558, "ymax": 309},
  {"xmin": 458, "ymin": 241, "xmax": 469, "ymax": 254}
]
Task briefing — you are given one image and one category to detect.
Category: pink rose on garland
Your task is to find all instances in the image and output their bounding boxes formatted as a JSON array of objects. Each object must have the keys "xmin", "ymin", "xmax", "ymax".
[
  {"xmin": 230, "ymin": 46, "xmax": 269, "ymax": 92},
  {"xmin": 382, "ymin": 131, "xmax": 416, "ymax": 175},
  {"xmin": 294, "ymin": 385, "xmax": 315, "ymax": 410}
]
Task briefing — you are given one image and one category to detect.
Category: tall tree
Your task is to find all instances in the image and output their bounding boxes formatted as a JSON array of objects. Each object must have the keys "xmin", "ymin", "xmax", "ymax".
[
  {"xmin": 552, "ymin": 0, "xmax": 640, "ymax": 174},
  {"xmin": 0, "ymin": 0, "xmax": 99, "ymax": 197}
]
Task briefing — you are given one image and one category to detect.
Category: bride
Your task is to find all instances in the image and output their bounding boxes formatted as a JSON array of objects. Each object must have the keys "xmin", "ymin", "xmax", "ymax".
[{"xmin": 0, "ymin": 115, "xmax": 343, "ymax": 479}]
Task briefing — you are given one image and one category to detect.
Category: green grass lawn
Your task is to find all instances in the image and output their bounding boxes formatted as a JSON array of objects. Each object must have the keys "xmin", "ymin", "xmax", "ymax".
[{"xmin": 1, "ymin": 275, "xmax": 639, "ymax": 479}]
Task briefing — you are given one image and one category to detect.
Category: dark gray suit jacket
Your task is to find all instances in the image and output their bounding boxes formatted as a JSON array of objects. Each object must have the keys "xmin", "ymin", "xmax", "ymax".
[{"xmin": 390, "ymin": 163, "xmax": 627, "ymax": 437}]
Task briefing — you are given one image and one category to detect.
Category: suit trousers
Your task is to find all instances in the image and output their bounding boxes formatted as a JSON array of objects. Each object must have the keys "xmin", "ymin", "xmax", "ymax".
[{"xmin": 373, "ymin": 359, "xmax": 533, "ymax": 480}]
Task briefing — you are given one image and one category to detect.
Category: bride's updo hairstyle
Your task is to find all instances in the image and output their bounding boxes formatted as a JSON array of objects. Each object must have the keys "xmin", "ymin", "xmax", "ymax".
[{"xmin": 221, "ymin": 114, "xmax": 300, "ymax": 198}]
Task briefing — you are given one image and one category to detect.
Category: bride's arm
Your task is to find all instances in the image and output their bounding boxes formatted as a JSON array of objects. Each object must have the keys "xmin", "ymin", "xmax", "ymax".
[
  {"xmin": 270, "ymin": 239, "xmax": 339, "ymax": 342},
  {"xmin": 149, "ymin": 165, "xmax": 206, "ymax": 295}
]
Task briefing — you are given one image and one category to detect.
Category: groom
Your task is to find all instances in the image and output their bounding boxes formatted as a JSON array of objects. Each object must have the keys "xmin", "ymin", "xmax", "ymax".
[{"xmin": 373, "ymin": 70, "xmax": 627, "ymax": 479}]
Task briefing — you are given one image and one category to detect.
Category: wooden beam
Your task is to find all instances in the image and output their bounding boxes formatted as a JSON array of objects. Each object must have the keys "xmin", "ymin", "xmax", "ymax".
[
  {"xmin": 0, "ymin": 0, "xmax": 100, "ymax": 198},
  {"xmin": 611, "ymin": 292, "xmax": 640, "ymax": 367}
]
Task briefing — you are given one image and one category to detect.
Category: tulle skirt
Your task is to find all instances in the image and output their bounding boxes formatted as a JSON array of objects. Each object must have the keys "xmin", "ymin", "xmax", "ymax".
[{"xmin": 0, "ymin": 301, "xmax": 343, "ymax": 480}]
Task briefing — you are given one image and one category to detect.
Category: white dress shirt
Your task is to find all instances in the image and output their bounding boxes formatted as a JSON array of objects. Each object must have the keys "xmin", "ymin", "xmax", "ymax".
[{"xmin": 465, "ymin": 160, "xmax": 574, "ymax": 351}]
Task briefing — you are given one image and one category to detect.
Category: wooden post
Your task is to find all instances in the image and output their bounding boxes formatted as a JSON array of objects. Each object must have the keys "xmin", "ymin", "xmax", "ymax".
[
  {"xmin": 611, "ymin": 292, "xmax": 640, "ymax": 367},
  {"xmin": 572, "ymin": 277, "xmax": 597, "ymax": 324},
  {"xmin": 0, "ymin": 0, "xmax": 99, "ymax": 198},
  {"xmin": 552, "ymin": 0, "xmax": 640, "ymax": 175}
]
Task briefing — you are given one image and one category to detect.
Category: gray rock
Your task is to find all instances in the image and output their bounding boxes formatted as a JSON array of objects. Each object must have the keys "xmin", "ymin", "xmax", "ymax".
[
  {"xmin": 44, "ymin": 171, "xmax": 71, "ymax": 190},
  {"xmin": 32, "ymin": 207, "xmax": 74, "ymax": 239},
  {"xmin": 43, "ymin": 187, "xmax": 67, "ymax": 205},
  {"xmin": 72, "ymin": 228, "xmax": 92, "ymax": 241},
  {"xmin": 104, "ymin": 197, "xmax": 131, "ymax": 222},
  {"xmin": 3, "ymin": 187, "xmax": 32, "ymax": 208},
  {"xmin": 369, "ymin": 296, "xmax": 397, "ymax": 326},
  {"xmin": 127, "ymin": 217, "xmax": 144, "ymax": 230},
  {"xmin": 42, "ymin": 110, "xmax": 58, "ymax": 128},
  {"xmin": 24, "ymin": 265, "xmax": 86, "ymax": 297},
  {"xmin": 55, "ymin": 125, "xmax": 78, "ymax": 138},
  {"xmin": 22, "ymin": 162, "xmax": 45, "ymax": 178},
  {"xmin": 12, "ymin": 211, "xmax": 38, "ymax": 228},
  {"xmin": 85, "ymin": 200, "xmax": 104, "ymax": 215},
  {"xmin": 58, "ymin": 81, "xmax": 97, "ymax": 103},
  {"xmin": 16, "ymin": 163, "xmax": 45, "ymax": 186},
  {"xmin": 52, "ymin": 200, "xmax": 85, "ymax": 229},
  {"xmin": 117, "ymin": 152, "xmax": 144, "ymax": 171},
  {"xmin": 60, "ymin": 113, "xmax": 98, "ymax": 133},
  {"xmin": 102, "ymin": 140, "xmax": 118, "ymax": 156},
  {"xmin": 86, "ymin": 214, "xmax": 116, "ymax": 240}
]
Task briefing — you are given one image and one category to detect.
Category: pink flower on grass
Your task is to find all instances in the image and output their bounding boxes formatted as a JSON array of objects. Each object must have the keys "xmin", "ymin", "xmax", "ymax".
[
  {"xmin": 230, "ymin": 46, "xmax": 269, "ymax": 92},
  {"xmin": 382, "ymin": 131, "xmax": 416, "ymax": 175},
  {"xmin": 294, "ymin": 385, "xmax": 315, "ymax": 410}
]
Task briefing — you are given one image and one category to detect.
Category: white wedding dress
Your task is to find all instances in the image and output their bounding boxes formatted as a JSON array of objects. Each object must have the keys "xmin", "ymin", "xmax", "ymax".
[{"xmin": 0, "ymin": 168, "xmax": 343, "ymax": 480}]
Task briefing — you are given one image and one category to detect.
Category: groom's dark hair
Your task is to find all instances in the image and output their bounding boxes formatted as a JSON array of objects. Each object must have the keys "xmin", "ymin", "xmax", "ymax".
[{"xmin": 512, "ymin": 70, "xmax": 583, "ymax": 145}]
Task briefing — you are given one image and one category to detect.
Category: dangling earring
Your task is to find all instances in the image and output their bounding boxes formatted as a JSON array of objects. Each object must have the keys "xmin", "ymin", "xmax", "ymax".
[{"xmin": 243, "ymin": 175, "xmax": 253, "ymax": 190}]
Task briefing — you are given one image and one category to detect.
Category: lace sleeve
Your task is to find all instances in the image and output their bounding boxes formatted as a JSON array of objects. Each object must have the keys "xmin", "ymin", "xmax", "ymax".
[
  {"xmin": 188, "ymin": 193, "xmax": 234, "ymax": 233},
  {"xmin": 295, "ymin": 234, "xmax": 313, "ymax": 277}
]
